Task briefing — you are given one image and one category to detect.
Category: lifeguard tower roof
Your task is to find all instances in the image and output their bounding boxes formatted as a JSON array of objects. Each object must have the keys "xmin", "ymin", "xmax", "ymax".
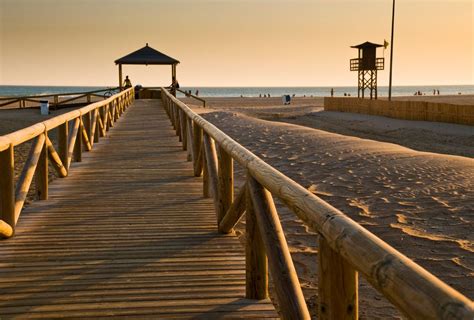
[
  {"xmin": 115, "ymin": 43, "xmax": 179, "ymax": 65},
  {"xmin": 351, "ymin": 41, "xmax": 384, "ymax": 49}
]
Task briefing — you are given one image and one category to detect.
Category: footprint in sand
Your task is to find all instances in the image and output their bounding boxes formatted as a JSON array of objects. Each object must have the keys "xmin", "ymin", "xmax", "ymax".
[{"xmin": 348, "ymin": 199, "xmax": 372, "ymax": 217}]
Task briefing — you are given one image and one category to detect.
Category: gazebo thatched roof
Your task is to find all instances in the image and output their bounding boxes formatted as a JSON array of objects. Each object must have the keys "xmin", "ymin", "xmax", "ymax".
[{"xmin": 115, "ymin": 44, "xmax": 179, "ymax": 65}]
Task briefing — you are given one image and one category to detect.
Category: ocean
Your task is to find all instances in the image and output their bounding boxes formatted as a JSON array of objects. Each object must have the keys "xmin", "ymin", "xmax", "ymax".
[{"xmin": 1, "ymin": 85, "xmax": 473, "ymax": 98}]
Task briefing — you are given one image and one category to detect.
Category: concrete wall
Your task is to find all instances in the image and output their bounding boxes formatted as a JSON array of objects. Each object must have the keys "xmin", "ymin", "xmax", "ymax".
[{"xmin": 324, "ymin": 98, "xmax": 474, "ymax": 126}]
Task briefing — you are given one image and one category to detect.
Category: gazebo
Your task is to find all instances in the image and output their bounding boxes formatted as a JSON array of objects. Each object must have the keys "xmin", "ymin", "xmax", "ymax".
[{"xmin": 114, "ymin": 43, "xmax": 180, "ymax": 95}]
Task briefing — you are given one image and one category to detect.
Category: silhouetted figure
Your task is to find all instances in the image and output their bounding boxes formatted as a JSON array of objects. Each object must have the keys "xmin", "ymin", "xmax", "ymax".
[
  {"xmin": 123, "ymin": 76, "xmax": 132, "ymax": 88},
  {"xmin": 195, "ymin": 90, "xmax": 199, "ymax": 96},
  {"xmin": 437, "ymin": 90, "xmax": 440, "ymax": 95},
  {"xmin": 330, "ymin": 88, "xmax": 334, "ymax": 97},
  {"xmin": 433, "ymin": 89, "xmax": 436, "ymax": 95}
]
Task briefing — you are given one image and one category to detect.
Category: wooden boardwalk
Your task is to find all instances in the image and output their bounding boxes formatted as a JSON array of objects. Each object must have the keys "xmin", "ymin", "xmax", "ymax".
[{"xmin": 0, "ymin": 100, "xmax": 278, "ymax": 319}]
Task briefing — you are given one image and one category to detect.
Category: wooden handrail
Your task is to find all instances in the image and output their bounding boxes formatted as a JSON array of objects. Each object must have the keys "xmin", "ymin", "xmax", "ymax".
[
  {"xmin": 0, "ymin": 87, "xmax": 119, "ymax": 101},
  {"xmin": 161, "ymin": 88, "xmax": 473, "ymax": 319},
  {"xmin": 176, "ymin": 88, "xmax": 207, "ymax": 108},
  {"xmin": 0, "ymin": 87, "xmax": 120, "ymax": 109},
  {"xmin": 0, "ymin": 88, "xmax": 134, "ymax": 238}
]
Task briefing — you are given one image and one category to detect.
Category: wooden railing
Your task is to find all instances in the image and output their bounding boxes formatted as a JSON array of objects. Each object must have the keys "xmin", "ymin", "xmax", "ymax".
[
  {"xmin": 0, "ymin": 87, "xmax": 119, "ymax": 109},
  {"xmin": 0, "ymin": 88, "xmax": 135, "ymax": 238},
  {"xmin": 161, "ymin": 88, "xmax": 473, "ymax": 319},
  {"xmin": 176, "ymin": 88, "xmax": 207, "ymax": 108}
]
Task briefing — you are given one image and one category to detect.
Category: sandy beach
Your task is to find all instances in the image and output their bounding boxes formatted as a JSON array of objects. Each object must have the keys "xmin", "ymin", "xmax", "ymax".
[
  {"xmin": 184, "ymin": 95, "xmax": 473, "ymax": 318},
  {"xmin": 1, "ymin": 95, "xmax": 472, "ymax": 318}
]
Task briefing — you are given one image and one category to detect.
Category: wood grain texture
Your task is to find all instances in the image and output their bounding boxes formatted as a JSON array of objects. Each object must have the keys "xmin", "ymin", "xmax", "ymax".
[
  {"xmin": 203, "ymin": 133, "xmax": 219, "ymax": 204},
  {"xmin": 35, "ymin": 134, "xmax": 48, "ymax": 200},
  {"xmin": 45, "ymin": 135, "xmax": 67, "ymax": 178},
  {"xmin": 245, "ymin": 177, "xmax": 268, "ymax": 300},
  {"xmin": 318, "ymin": 236, "xmax": 358, "ymax": 320},
  {"xmin": 217, "ymin": 147, "xmax": 233, "ymax": 225},
  {"xmin": 219, "ymin": 182, "xmax": 247, "ymax": 234},
  {"xmin": 14, "ymin": 134, "xmax": 46, "ymax": 223},
  {"xmin": 0, "ymin": 99, "xmax": 278, "ymax": 319},
  {"xmin": 58, "ymin": 122, "xmax": 68, "ymax": 168},
  {"xmin": 0, "ymin": 144, "xmax": 15, "ymax": 231},
  {"xmin": 192, "ymin": 122, "xmax": 203, "ymax": 177},
  {"xmin": 0, "ymin": 219, "xmax": 13, "ymax": 238},
  {"xmin": 162, "ymin": 88, "xmax": 474, "ymax": 319},
  {"xmin": 248, "ymin": 175, "xmax": 310, "ymax": 319}
]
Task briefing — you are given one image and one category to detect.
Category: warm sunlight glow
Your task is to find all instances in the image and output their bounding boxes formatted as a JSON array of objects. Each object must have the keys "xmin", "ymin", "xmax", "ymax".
[{"xmin": 1, "ymin": 0, "xmax": 472, "ymax": 86}]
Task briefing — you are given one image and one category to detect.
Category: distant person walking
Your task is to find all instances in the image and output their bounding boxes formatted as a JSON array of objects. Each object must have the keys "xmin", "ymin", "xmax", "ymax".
[
  {"xmin": 123, "ymin": 76, "xmax": 132, "ymax": 88},
  {"xmin": 330, "ymin": 88, "xmax": 334, "ymax": 97}
]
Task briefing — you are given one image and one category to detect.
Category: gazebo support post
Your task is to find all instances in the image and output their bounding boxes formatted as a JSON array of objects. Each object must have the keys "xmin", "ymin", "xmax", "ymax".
[
  {"xmin": 118, "ymin": 64, "xmax": 123, "ymax": 91},
  {"xmin": 171, "ymin": 64, "xmax": 177, "ymax": 97}
]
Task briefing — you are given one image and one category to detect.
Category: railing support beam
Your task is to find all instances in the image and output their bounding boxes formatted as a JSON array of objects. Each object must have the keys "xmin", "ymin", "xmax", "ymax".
[
  {"xmin": 318, "ymin": 236, "xmax": 359, "ymax": 320},
  {"xmin": 0, "ymin": 144, "xmax": 15, "ymax": 232},
  {"xmin": 248, "ymin": 175, "xmax": 310, "ymax": 319},
  {"xmin": 35, "ymin": 134, "xmax": 48, "ymax": 200},
  {"xmin": 245, "ymin": 177, "xmax": 268, "ymax": 300}
]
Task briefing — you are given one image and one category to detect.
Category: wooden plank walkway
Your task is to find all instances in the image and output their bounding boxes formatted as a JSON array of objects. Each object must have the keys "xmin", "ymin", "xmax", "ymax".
[{"xmin": 0, "ymin": 100, "xmax": 278, "ymax": 319}]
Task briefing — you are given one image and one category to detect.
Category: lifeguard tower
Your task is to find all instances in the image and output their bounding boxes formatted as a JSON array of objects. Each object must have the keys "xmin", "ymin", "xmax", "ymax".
[{"xmin": 350, "ymin": 41, "xmax": 384, "ymax": 99}]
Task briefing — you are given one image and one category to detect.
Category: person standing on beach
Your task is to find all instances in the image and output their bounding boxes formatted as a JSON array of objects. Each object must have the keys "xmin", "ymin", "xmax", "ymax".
[
  {"xmin": 123, "ymin": 76, "xmax": 132, "ymax": 88},
  {"xmin": 331, "ymin": 88, "xmax": 334, "ymax": 97}
]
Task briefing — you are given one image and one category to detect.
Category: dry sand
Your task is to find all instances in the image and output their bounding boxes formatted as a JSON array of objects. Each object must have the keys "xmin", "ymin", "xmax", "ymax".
[
  {"xmin": 185, "ymin": 96, "xmax": 473, "ymax": 318},
  {"xmin": 182, "ymin": 95, "xmax": 474, "ymax": 158}
]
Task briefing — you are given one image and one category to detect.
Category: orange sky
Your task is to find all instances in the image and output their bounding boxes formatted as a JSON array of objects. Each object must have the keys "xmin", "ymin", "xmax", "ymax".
[{"xmin": 0, "ymin": 0, "xmax": 472, "ymax": 86}]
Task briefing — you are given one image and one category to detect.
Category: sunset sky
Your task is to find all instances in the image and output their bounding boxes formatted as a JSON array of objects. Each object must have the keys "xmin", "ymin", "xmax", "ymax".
[{"xmin": 0, "ymin": 0, "xmax": 472, "ymax": 87}]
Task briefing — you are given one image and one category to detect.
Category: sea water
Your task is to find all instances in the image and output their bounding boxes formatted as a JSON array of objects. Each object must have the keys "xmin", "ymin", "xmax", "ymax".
[{"xmin": 1, "ymin": 85, "xmax": 473, "ymax": 98}]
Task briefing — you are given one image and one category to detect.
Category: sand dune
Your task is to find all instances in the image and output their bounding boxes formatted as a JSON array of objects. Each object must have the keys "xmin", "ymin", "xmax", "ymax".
[{"xmin": 200, "ymin": 110, "xmax": 473, "ymax": 318}]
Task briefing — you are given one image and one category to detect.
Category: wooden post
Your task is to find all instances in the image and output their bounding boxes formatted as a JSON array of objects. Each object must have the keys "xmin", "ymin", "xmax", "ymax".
[
  {"xmin": 203, "ymin": 134, "xmax": 218, "ymax": 202},
  {"xmin": 0, "ymin": 144, "xmax": 15, "ymax": 231},
  {"xmin": 248, "ymin": 175, "xmax": 310, "ymax": 319},
  {"xmin": 202, "ymin": 148, "xmax": 209, "ymax": 198},
  {"xmin": 87, "ymin": 94, "xmax": 91, "ymax": 103},
  {"xmin": 54, "ymin": 95, "xmax": 59, "ymax": 108},
  {"xmin": 186, "ymin": 117, "xmax": 193, "ymax": 161},
  {"xmin": 83, "ymin": 112, "xmax": 91, "ymax": 149},
  {"xmin": 118, "ymin": 64, "xmax": 123, "ymax": 91},
  {"xmin": 318, "ymin": 236, "xmax": 358, "ymax": 320},
  {"xmin": 45, "ymin": 136, "xmax": 67, "ymax": 178},
  {"xmin": 74, "ymin": 117, "xmax": 82, "ymax": 162},
  {"xmin": 217, "ymin": 146, "xmax": 233, "ymax": 225},
  {"xmin": 94, "ymin": 110, "xmax": 100, "ymax": 142},
  {"xmin": 176, "ymin": 108, "xmax": 182, "ymax": 142},
  {"xmin": 171, "ymin": 64, "xmax": 177, "ymax": 97},
  {"xmin": 58, "ymin": 121, "xmax": 68, "ymax": 170},
  {"xmin": 14, "ymin": 135, "xmax": 46, "ymax": 223},
  {"xmin": 181, "ymin": 111, "xmax": 187, "ymax": 151},
  {"xmin": 219, "ymin": 182, "xmax": 248, "ymax": 234},
  {"xmin": 246, "ymin": 179, "xmax": 268, "ymax": 300},
  {"xmin": 35, "ymin": 133, "xmax": 48, "ymax": 200},
  {"xmin": 193, "ymin": 123, "xmax": 203, "ymax": 177}
]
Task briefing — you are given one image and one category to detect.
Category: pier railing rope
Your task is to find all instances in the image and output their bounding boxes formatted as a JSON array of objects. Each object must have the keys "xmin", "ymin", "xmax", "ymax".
[
  {"xmin": 161, "ymin": 88, "xmax": 473, "ymax": 319},
  {"xmin": 0, "ymin": 88, "xmax": 135, "ymax": 238}
]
